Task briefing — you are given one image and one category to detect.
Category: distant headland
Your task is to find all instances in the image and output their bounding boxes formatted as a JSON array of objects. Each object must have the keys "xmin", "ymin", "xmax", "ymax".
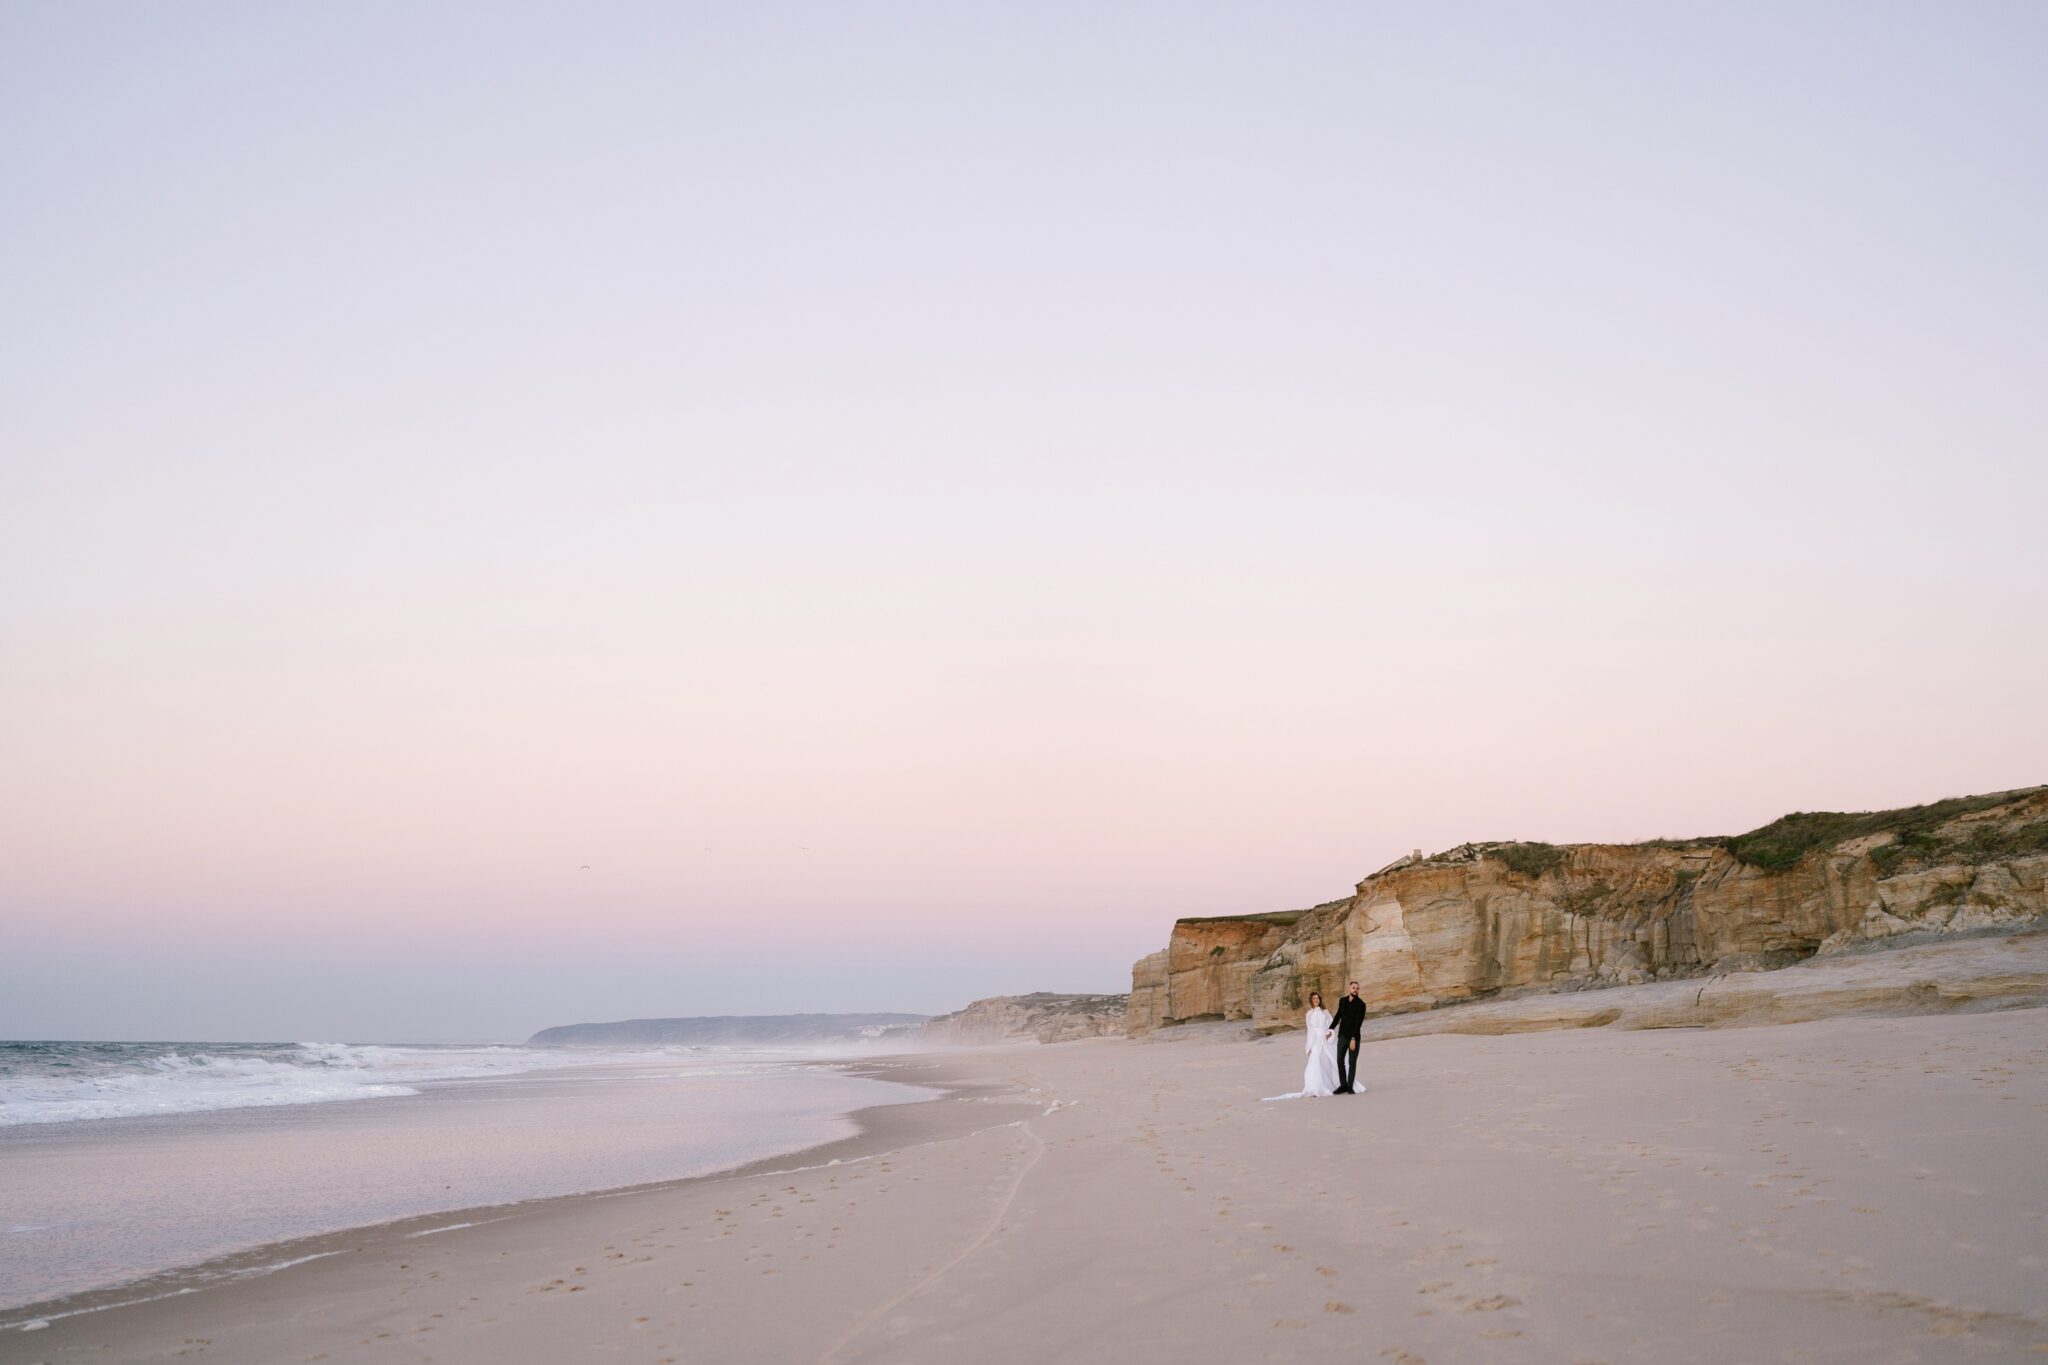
[{"xmin": 527, "ymin": 1013, "xmax": 927, "ymax": 1046}]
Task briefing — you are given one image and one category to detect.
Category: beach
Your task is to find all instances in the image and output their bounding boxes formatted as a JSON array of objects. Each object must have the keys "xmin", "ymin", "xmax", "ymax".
[
  {"xmin": 0, "ymin": 1045, "xmax": 932, "ymax": 1311},
  {"xmin": 8, "ymin": 3, "xmax": 2045, "ymax": 1360},
  {"xmin": 6, "ymin": 1008, "xmax": 2045, "ymax": 1364}
]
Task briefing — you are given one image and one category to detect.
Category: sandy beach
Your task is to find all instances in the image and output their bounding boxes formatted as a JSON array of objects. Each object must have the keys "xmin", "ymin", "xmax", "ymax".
[
  {"xmin": 7, "ymin": 1007, "xmax": 2046, "ymax": 1364},
  {"xmin": 9, "ymin": 2, "xmax": 2045, "ymax": 1359}
]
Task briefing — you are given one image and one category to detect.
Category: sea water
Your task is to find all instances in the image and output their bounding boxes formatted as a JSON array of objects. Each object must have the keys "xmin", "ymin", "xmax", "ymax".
[{"xmin": 0, "ymin": 1040, "xmax": 930, "ymax": 1315}]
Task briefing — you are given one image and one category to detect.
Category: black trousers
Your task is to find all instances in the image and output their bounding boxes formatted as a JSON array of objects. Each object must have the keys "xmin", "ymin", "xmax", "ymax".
[{"xmin": 1336, "ymin": 1030, "xmax": 1361, "ymax": 1091}]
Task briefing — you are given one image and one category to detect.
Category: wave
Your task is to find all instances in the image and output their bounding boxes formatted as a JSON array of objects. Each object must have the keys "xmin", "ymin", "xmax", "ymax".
[{"xmin": 0, "ymin": 1041, "xmax": 702, "ymax": 1128}]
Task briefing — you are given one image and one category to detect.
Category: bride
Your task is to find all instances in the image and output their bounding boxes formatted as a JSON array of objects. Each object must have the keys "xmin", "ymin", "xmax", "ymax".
[
  {"xmin": 1264, "ymin": 991, "xmax": 1341, "ymax": 1100},
  {"xmin": 1299, "ymin": 991, "xmax": 1341, "ymax": 1096}
]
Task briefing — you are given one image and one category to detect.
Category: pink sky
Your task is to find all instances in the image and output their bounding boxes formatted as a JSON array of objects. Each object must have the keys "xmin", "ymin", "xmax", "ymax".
[{"xmin": 3, "ymin": 3, "xmax": 2044, "ymax": 1039}]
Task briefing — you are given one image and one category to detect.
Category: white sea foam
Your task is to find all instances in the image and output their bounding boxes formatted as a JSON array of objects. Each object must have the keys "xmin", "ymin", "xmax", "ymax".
[
  {"xmin": 0, "ymin": 1254, "xmax": 334, "ymax": 1333},
  {"xmin": 1, "ymin": 1286, "xmax": 196, "ymax": 1332},
  {"xmin": 249, "ymin": 1251, "xmax": 343, "ymax": 1275},
  {"xmin": 0, "ymin": 1054, "xmax": 926, "ymax": 1313},
  {"xmin": 0, "ymin": 1042, "xmax": 712, "ymax": 1128}
]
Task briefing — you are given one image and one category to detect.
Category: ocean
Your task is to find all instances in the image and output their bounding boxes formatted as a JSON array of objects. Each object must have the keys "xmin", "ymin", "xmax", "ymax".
[{"xmin": 0, "ymin": 1039, "xmax": 931, "ymax": 1317}]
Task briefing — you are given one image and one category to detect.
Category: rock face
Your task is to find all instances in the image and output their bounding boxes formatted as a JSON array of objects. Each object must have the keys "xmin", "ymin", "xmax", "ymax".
[
  {"xmin": 1127, "ymin": 951, "xmax": 1170, "ymax": 1038},
  {"xmin": 922, "ymin": 993, "xmax": 1128, "ymax": 1045},
  {"xmin": 1128, "ymin": 786, "xmax": 2048, "ymax": 1037}
]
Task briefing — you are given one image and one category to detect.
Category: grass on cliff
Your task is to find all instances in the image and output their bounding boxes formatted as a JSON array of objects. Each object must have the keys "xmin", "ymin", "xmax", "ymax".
[
  {"xmin": 1491, "ymin": 841, "xmax": 1565, "ymax": 877},
  {"xmin": 1909, "ymin": 817, "xmax": 2048, "ymax": 872},
  {"xmin": 1431, "ymin": 787, "xmax": 2048, "ymax": 882},
  {"xmin": 1724, "ymin": 788, "xmax": 2048, "ymax": 873},
  {"xmin": 1176, "ymin": 909, "xmax": 1307, "ymax": 926}
]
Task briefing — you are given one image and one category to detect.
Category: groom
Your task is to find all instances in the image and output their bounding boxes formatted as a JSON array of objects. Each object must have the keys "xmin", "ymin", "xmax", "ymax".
[{"xmin": 1331, "ymin": 980, "xmax": 1366, "ymax": 1094}]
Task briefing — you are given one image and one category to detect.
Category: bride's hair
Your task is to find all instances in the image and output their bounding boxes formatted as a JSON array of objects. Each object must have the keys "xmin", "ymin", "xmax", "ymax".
[{"xmin": 1308, "ymin": 990, "xmax": 1323, "ymax": 1009}]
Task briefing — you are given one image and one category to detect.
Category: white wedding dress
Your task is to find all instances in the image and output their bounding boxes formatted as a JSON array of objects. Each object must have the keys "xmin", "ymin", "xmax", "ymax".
[{"xmin": 1263, "ymin": 1006, "xmax": 1341, "ymax": 1100}]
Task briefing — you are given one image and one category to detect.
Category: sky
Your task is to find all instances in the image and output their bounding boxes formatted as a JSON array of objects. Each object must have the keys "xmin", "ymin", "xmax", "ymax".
[{"xmin": 3, "ymin": 2, "xmax": 2045, "ymax": 1042}]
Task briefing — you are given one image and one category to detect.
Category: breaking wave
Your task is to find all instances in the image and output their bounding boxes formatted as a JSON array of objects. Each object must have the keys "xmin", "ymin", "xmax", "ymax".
[{"xmin": 0, "ymin": 1041, "xmax": 678, "ymax": 1127}]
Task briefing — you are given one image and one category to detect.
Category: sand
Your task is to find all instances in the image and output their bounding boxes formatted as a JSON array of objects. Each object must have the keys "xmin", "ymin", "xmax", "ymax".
[{"xmin": 7, "ymin": 1008, "xmax": 2047, "ymax": 1364}]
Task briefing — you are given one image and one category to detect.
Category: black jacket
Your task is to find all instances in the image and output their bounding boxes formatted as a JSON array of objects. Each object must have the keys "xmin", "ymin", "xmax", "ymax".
[{"xmin": 1331, "ymin": 993, "xmax": 1366, "ymax": 1034}]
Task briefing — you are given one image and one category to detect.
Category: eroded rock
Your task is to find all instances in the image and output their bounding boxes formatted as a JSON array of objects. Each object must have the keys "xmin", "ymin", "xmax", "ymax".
[
  {"xmin": 1128, "ymin": 786, "xmax": 2048, "ymax": 1036},
  {"xmin": 922, "ymin": 992, "xmax": 1127, "ymax": 1045}
]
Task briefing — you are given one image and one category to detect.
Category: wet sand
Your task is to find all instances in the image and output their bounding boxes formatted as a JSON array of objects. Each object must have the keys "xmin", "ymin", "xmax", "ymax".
[
  {"xmin": 6, "ymin": 1010, "xmax": 2047, "ymax": 1363},
  {"xmin": 0, "ymin": 1057, "xmax": 930, "ymax": 1309}
]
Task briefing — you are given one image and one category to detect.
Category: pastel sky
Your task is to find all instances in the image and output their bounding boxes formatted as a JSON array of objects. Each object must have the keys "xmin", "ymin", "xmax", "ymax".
[{"xmin": 4, "ymin": 3, "xmax": 2044, "ymax": 1042}]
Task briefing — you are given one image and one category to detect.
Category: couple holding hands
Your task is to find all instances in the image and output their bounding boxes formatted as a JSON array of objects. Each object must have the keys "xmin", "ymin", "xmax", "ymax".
[{"xmin": 1267, "ymin": 981, "xmax": 1367, "ymax": 1100}]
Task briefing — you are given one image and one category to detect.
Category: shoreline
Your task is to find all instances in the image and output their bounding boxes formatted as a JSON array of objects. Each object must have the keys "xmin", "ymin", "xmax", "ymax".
[
  {"xmin": 8, "ymin": 1017, "xmax": 2045, "ymax": 1363},
  {"xmin": 0, "ymin": 1054, "xmax": 1017, "ymax": 1335}
]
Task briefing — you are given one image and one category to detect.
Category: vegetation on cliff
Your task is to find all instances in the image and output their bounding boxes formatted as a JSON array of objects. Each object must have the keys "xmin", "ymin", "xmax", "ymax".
[
  {"xmin": 1432, "ymin": 787, "xmax": 2048, "ymax": 878},
  {"xmin": 1719, "ymin": 787, "xmax": 2047, "ymax": 872},
  {"xmin": 1481, "ymin": 841, "xmax": 1565, "ymax": 878}
]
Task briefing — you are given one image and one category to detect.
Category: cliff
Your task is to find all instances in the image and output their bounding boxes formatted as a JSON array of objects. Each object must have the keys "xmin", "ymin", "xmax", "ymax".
[
  {"xmin": 528, "ymin": 1013, "xmax": 926, "ymax": 1046},
  {"xmin": 921, "ymin": 993, "xmax": 1128, "ymax": 1045},
  {"xmin": 1129, "ymin": 785, "xmax": 2048, "ymax": 1036}
]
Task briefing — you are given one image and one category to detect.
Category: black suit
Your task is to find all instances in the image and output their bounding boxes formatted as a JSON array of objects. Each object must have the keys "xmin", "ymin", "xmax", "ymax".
[{"xmin": 1330, "ymin": 993, "xmax": 1366, "ymax": 1092}]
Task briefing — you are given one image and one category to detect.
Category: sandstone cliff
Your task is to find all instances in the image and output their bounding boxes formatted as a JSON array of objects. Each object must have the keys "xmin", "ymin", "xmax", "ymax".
[
  {"xmin": 1128, "ymin": 786, "xmax": 2048, "ymax": 1036},
  {"xmin": 922, "ymin": 993, "xmax": 1127, "ymax": 1045}
]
